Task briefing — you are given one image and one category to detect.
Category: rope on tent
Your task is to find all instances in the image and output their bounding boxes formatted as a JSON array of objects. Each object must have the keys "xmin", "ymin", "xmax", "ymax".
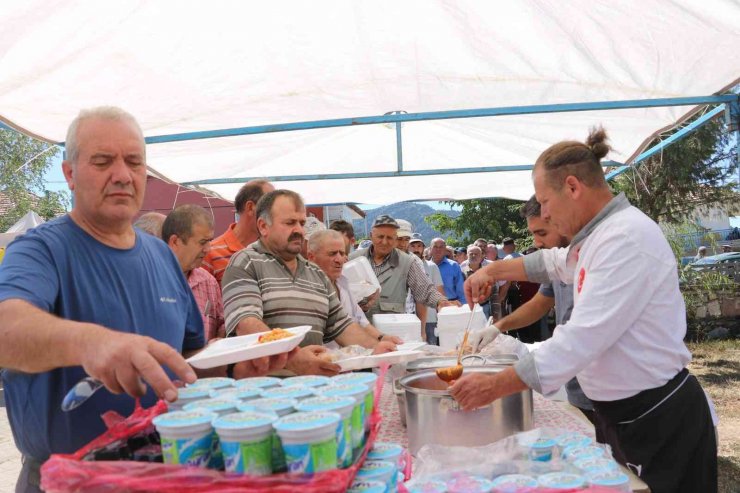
[
  {"xmin": 171, "ymin": 185, "xmax": 183, "ymax": 209},
  {"xmin": 15, "ymin": 145, "xmax": 59, "ymax": 172}
]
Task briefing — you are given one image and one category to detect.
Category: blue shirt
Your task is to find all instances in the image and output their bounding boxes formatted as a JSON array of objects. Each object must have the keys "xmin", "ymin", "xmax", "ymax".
[
  {"xmin": 0, "ymin": 216, "xmax": 204, "ymax": 461},
  {"xmin": 435, "ymin": 257, "xmax": 466, "ymax": 304}
]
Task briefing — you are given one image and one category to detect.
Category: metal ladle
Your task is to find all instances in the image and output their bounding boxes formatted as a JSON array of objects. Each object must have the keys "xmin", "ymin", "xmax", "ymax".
[{"xmin": 435, "ymin": 307, "xmax": 477, "ymax": 383}]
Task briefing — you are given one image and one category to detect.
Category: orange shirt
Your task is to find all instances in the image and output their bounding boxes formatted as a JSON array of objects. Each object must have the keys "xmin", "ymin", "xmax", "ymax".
[{"xmin": 202, "ymin": 223, "xmax": 245, "ymax": 284}]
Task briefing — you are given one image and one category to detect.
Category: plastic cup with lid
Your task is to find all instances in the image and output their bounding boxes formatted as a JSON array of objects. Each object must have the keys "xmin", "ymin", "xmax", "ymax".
[
  {"xmin": 183, "ymin": 398, "xmax": 240, "ymax": 469},
  {"xmin": 528, "ymin": 438, "xmax": 556, "ymax": 462},
  {"xmin": 320, "ymin": 383, "xmax": 368, "ymax": 450},
  {"xmin": 152, "ymin": 409, "xmax": 216, "ymax": 468},
  {"xmin": 281, "ymin": 375, "xmax": 332, "ymax": 389},
  {"xmin": 187, "ymin": 377, "xmax": 235, "ymax": 391},
  {"xmin": 490, "ymin": 473, "xmax": 538, "ymax": 490},
  {"xmin": 356, "ymin": 460, "xmax": 397, "ymax": 491},
  {"xmin": 574, "ymin": 456, "xmax": 619, "ymax": 474},
  {"xmin": 213, "ymin": 411, "xmax": 276, "ymax": 475},
  {"xmin": 168, "ymin": 387, "xmax": 211, "ymax": 412},
  {"xmin": 562, "ymin": 444, "xmax": 606, "ymax": 462},
  {"xmin": 207, "ymin": 386, "xmax": 263, "ymax": 402},
  {"xmin": 368, "ymin": 442, "xmax": 405, "ymax": 484},
  {"xmin": 587, "ymin": 469, "xmax": 631, "ymax": 491},
  {"xmin": 260, "ymin": 384, "xmax": 316, "ymax": 402},
  {"xmin": 331, "ymin": 373, "xmax": 378, "ymax": 430},
  {"xmin": 555, "ymin": 432, "xmax": 592, "ymax": 453},
  {"xmin": 237, "ymin": 397, "xmax": 297, "ymax": 473},
  {"xmin": 406, "ymin": 479, "xmax": 447, "ymax": 493},
  {"xmin": 445, "ymin": 475, "xmax": 494, "ymax": 493},
  {"xmin": 295, "ymin": 396, "xmax": 355, "ymax": 468},
  {"xmin": 234, "ymin": 376, "xmax": 282, "ymax": 389},
  {"xmin": 348, "ymin": 479, "xmax": 386, "ymax": 493},
  {"xmin": 537, "ymin": 472, "xmax": 587, "ymax": 490},
  {"xmin": 274, "ymin": 411, "xmax": 341, "ymax": 473}
]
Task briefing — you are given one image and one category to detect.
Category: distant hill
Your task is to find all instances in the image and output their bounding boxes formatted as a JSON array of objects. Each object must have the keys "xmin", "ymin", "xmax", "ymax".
[{"xmin": 353, "ymin": 202, "xmax": 460, "ymax": 244}]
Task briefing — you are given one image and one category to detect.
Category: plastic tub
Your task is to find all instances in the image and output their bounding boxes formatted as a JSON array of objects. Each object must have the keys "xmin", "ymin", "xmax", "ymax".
[
  {"xmin": 182, "ymin": 398, "xmax": 240, "ymax": 469},
  {"xmin": 168, "ymin": 387, "xmax": 210, "ymax": 411},
  {"xmin": 490, "ymin": 474, "xmax": 538, "ymax": 490},
  {"xmin": 348, "ymin": 480, "xmax": 387, "ymax": 493},
  {"xmin": 213, "ymin": 411, "xmax": 276, "ymax": 475},
  {"xmin": 445, "ymin": 475, "xmax": 494, "ymax": 492},
  {"xmin": 537, "ymin": 472, "xmax": 587, "ymax": 489},
  {"xmin": 208, "ymin": 386, "xmax": 263, "ymax": 402},
  {"xmin": 528, "ymin": 438, "xmax": 556, "ymax": 462},
  {"xmin": 152, "ymin": 410, "xmax": 216, "ymax": 468},
  {"xmin": 237, "ymin": 397, "xmax": 297, "ymax": 473},
  {"xmin": 274, "ymin": 412, "xmax": 341, "ymax": 473},
  {"xmin": 320, "ymin": 383, "xmax": 368, "ymax": 450},
  {"xmin": 187, "ymin": 377, "xmax": 235, "ymax": 391},
  {"xmin": 355, "ymin": 460, "xmax": 396, "ymax": 491},
  {"xmin": 234, "ymin": 376, "xmax": 282, "ymax": 389},
  {"xmin": 574, "ymin": 456, "xmax": 619, "ymax": 474},
  {"xmin": 555, "ymin": 432, "xmax": 592, "ymax": 452},
  {"xmin": 260, "ymin": 384, "xmax": 316, "ymax": 401},
  {"xmin": 587, "ymin": 469, "xmax": 631, "ymax": 491},
  {"xmin": 332, "ymin": 372, "xmax": 378, "ymax": 429},
  {"xmin": 295, "ymin": 396, "xmax": 355, "ymax": 468},
  {"xmin": 562, "ymin": 445, "xmax": 606, "ymax": 462},
  {"xmin": 367, "ymin": 442, "xmax": 404, "ymax": 466},
  {"xmin": 281, "ymin": 375, "xmax": 332, "ymax": 388},
  {"xmin": 407, "ymin": 479, "xmax": 448, "ymax": 493}
]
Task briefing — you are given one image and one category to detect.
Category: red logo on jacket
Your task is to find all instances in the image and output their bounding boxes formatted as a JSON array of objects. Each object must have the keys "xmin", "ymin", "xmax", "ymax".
[{"xmin": 577, "ymin": 268, "xmax": 586, "ymax": 294}]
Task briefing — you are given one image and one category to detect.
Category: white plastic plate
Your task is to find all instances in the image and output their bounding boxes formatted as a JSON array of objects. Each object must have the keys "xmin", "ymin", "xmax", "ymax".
[
  {"xmin": 186, "ymin": 326, "xmax": 311, "ymax": 369},
  {"xmin": 396, "ymin": 342, "xmax": 426, "ymax": 352},
  {"xmin": 338, "ymin": 350, "xmax": 423, "ymax": 373}
]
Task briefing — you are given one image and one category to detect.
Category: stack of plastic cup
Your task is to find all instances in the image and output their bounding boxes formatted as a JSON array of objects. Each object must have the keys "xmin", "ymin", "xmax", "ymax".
[
  {"xmin": 367, "ymin": 442, "xmax": 405, "ymax": 486},
  {"xmin": 168, "ymin": 387, "xmax": 210, "ymax": 411},
  {"xmin": 238, "ymin": 397, "xmax": 297, "ymax": 473},
  {"xmin": 153, "ymin": 409, "xmax": 216, "ymax": 468},
  {"xmin": 355, "ymin": 460, "xmax": 397, "ymax": 492},
  {"xmin": 295, "ymin": 396, "xmax": 355, "ymax": 468},
  {"xmin": 331, "ymin": 373, "xmax": 378, "ymax": 431},
  {"xmin": 273, "ymin": 412, "xmax": 341, "ymax": 473},
  {"xmin": 260, "ymin": 384, "xmax": 316, "ymax": 402},
  {"xmin": 281, "ymin": 375, "xmax": 332, "ymax": 389},
  {"xmin": 213, "ymin": 411, "xmax": 276, "ymax": 475},
  {"xmin": 234, "ymin": 376, "xmax": 282, "ymax": 390},
  {"xmin": 188, "ymin": 377, "xmax": 235, "ymax": 391},
  {"xmin": 321, "ymin": 384, "xmax": 368, "ymax": 451},
  {"xmin": 183, "ymin": 398, "xmax": 240, "ymax": 469}
]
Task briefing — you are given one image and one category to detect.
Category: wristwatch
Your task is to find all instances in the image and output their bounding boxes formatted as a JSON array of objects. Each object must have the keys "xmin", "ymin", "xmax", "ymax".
[{"xmin": 377, "ymin": 334, "xmax": 384, "ymax": 341}]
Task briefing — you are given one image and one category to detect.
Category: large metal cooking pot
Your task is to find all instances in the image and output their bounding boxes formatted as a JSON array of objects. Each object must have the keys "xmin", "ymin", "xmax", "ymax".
[
  {"xmin": 394, "ymin": 354, "xmax": 519, "ymax": 427},
  {"xmin": 399, "ymin": 366, "xmax": 533, "ymax": 455}
]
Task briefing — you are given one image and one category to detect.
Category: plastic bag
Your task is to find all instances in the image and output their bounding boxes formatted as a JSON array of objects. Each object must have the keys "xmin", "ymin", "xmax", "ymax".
[
  {"xmin": 42, "ymin": 368, "xmax": 390, "ymax": 493},
  {"xmin": 405, "ymin": 428, "xmax": 620, "ymax": 492},
  {"xmin": 479, "ymin": 333, "xmax": 530, "ymax": 360}
]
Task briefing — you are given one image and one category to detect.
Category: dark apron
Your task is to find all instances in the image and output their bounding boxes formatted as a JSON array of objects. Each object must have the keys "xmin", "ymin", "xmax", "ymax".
[
  {"xmin": 592, "ymin": 369, "xmax": 717, "ymax": 493},
  {"xmin": 16, "ymin": 456, "xmax": 42, "ymax": 493}
]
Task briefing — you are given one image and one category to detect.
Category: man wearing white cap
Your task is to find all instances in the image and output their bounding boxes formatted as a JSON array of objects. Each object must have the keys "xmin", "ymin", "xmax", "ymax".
[{"xmin": 409, "ymin": 234, "xmax": 446, "ymax": 343}]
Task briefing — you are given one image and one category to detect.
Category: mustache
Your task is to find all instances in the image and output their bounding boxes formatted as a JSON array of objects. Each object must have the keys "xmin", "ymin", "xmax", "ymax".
[{"xmin": 288, "ymin": 233, "xmax": 304, "ymax": 242}]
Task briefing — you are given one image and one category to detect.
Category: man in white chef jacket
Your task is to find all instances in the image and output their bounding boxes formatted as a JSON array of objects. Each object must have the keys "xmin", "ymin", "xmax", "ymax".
[{"xmin": 453, "ymin": 128, "xmax": 716, "ymax": 493}]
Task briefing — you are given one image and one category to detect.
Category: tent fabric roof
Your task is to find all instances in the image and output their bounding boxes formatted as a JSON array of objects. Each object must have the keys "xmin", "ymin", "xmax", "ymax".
[
  {"xmin": 1, "ymin": 0, "xmax": 739, "ymax": 204},
  {"xmin": 5, "ymin": 210, "xmax": 44, "ymax": 233}
]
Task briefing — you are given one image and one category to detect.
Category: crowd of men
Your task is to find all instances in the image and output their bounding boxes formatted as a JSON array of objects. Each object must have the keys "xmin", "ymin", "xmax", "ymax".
[{"xmin": 0, "ymin": 107, "xmax": 717, "ymax": 492}]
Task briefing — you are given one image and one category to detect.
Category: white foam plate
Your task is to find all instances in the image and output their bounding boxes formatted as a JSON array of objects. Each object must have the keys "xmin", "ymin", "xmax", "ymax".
[
  {"xmin": 187, "ymin": 326, "xmax": 311, "ymax": 369},
  {"xmin": 338, "ymin": 350, "xmax": 423, "ymax": 372},
  {"xmin": 396, "ymin": 342, "xmax": 426, "ymax": 352}
]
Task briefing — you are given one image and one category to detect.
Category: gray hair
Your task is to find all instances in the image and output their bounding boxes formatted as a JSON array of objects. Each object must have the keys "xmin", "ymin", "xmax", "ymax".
[
  {"xmin": 467, "ymin": 245, "xmax": 482, "ymax": 255},
  {"xmin": 431, "ymin": 237, "xmax": 446, "ymax": 247},
  {"xmin": 308, "ymin": 229, "xmax": 344, "ymax": 254},
  {"xmin": 65, "ymin": 106, "xmax": 145, "ymax": 165},
  {"xmin": 162, "ymin": 204, "xmax": 214, "ymax": 243},
  {"xmin": 134, "ymin": 212, "xmax": 166, "ymax": 237},
  {"xmin": 256, "ymin": 189, "xmax": 304, "ymax": 227}
]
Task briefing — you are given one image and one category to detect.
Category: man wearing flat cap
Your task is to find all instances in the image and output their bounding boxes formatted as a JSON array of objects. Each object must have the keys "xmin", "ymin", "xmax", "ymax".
[{"xmin": 350, "ymin": 215, "xmax": 457, "ymax": 335}]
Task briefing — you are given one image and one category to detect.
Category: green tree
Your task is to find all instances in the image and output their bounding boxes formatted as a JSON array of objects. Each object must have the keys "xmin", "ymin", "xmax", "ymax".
[
  {"xmin": 0, "ymin": 128, "xmax": 68, "ymax": 231},
  {"xmin": 610, "ymin": 117, "xmax": 738, "ymax": 224},
  {"xmin": 425, "ymin": 198, "xmax": 527, "ymax": 246}
]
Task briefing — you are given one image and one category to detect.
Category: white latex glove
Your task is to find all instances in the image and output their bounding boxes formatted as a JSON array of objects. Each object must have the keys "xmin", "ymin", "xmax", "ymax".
[{"xmin": 470, "ymin": 324, "xmax": 501, "ymax": 352}]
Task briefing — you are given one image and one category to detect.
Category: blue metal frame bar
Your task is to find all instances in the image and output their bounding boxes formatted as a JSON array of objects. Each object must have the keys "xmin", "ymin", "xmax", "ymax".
[
  {"xmin": 605, "ymin": 104, "xmax": 727, "ymax": 180},
  {"xmin": 395, "ymin": 122, "xmax": 403, "ymax": 173},
  {"xmin": 183, "ymin": 161, "xmax": 624, "ymax": 185},
  {"xmin": 145, "ymin": 95, "xmax": 738, "ymax": 145}
]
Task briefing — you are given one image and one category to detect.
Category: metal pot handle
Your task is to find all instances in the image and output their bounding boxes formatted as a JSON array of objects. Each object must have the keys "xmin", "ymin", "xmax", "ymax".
[
  {"xmin": 461, "ymin": 354, "xmax": 486, "ymax": 366},
  {"xmin": 441, "ymin": 395, "xmax": 491, "ymax": 412}
]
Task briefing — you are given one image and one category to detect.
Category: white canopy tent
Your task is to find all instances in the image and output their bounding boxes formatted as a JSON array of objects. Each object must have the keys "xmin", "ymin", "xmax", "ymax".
[
  {"xmin": 0, "ymin": 0, "xmax": 738, "ymax": 205},
  {"xmin": 0, "ymin": 211, "xmax": 45, "ymax": 247}
]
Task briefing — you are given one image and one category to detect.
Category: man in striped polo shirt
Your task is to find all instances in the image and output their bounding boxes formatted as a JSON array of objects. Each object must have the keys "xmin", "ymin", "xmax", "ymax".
[
  {"xmin": 203, "ymin": 179, "xmax": 275, "ymax": 284},
  {"xmin": 223, "ymin": 190, "xmax": 396, "ymax": 378}
]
